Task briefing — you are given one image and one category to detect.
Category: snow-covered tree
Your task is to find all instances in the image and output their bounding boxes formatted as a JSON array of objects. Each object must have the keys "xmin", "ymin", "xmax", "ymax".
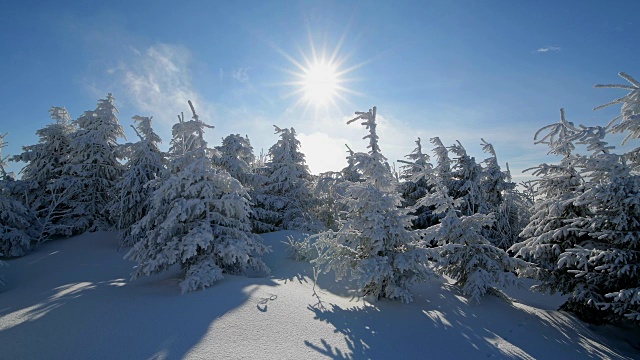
[
  {"xmin": 448, "ymin": 141, "xmax": 484, "ymax": 216},
  {"xmin": 55, "ymin": 94, "xmax": 125, "ymax": 234},
  {"xmin": 543, "ymin": 73, "xmax": 640, "ymax": 324},
  {"xmin": 595, "ymin": 71, "xmax": 640, "ymax": 168},
  {"xmin": 510, "ymin": 110, "xmax": 589, "ymax": 300},
  {"xmin": 110, "ymin": 115, "xmax": 164, "ymax": 247},
  {"xmin": 126, "ymin": 102, "xmax": 269, "ymax": 293},
  {"xmin": 214, "ymin": 134, "xmax": 256, "ymax": 187},
  {"xmin": 11, "ymin": 107, "xmax": 76, "ymax": 213},
  {"xmin": 313, "ymin": 107, "xmax": 434, "ymax": 303},
  {"xmin": 255, "ymin": 125, "xmax": 318, "ymax": 231},
  {"xmin": 0, "ymin": 133, "xmax": 37, "ymax": 258},
  {"xmin": 559, "ymin": 152, "xmax": 640, "ymax": 323},
  {"xmin": 421, "ymin": 179, "xmax": 530, "ymax": 302},
  {"xmin": 398, "ymin": 138, "xmax": 435, "ymax": 229},
  {"xmin": 313, "ymin": 171, "xmax": 345, "ymax": 231},
  {"xmin": 341, "ymin": 144, "xmax": 361, "ymax": 183},
  {"xmin": 430, "ymin": 137, "xmax": 454, "ymax": 193},
  {"xmin": 478, "ymin": 139, "xmax": 524, "ymax": 249}
]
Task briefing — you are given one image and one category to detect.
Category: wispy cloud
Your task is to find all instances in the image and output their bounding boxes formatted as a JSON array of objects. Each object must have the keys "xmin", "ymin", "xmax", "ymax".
[
  {"xmin": 117, "ymin": 44, "xmax": 214, "ymax": 131},
  {"xmin": 536, "ymin": 46, "xmax": 561, "ymax": 53},
  {"xmin": 231, "ymin": 68, "xmax": 249, "ymax": 83}
]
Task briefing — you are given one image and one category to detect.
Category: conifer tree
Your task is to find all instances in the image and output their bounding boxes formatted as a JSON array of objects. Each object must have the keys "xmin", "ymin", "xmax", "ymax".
[
  {"xmin": 126, "ymin": 102, "xmax": 269, "ymax": 293},
  {"xmin": 0, "ymin": 133, "xmax": 37, "ymax": 258},
  {"xmin": 111, "ymin": 115, "xmax": 164, "ymax": 247},
  {"xmin": 430, "ymin": 137, "xmax": 454, "ymax": 193},
  {"xmin": 478, "ymin": 139, "xmax": 523, "ymax": 249},
  {"xmin": 255, "ymin": 126, "xmax": 317, "ymax": 231},
  {"xmin": 10, "ymin": 107, "xmax": 76, "ymax": 239},
  {"xmin": 448, "ymin": 141, "xmax": 483, "ymax": 216},
  {"xmin": 313, "ymin": 107, "xmax": 434, "ymax": 303},
  {"xmin": 510, "ymin": 109, "xmax": 595, "ymax": 320},
  {"xmin": 421, "ymin": 179, "xmax": 530, "ymax": 302},
  {"xmin": 398, "ymin": 138, "xmax": 435, "ymax": 229},
  {"xmin": 542, "ymin": 72, "xmax": 640, "ymax": 324},
  {"xmin": 56, "ymin": 94, "xmax": 125, "ymax": 233},
  {"xmin": 12, "ymin": 107, "xmax": 76, "ymax": 212},
  {"xmin": 214, "ymin": 134, "xmax": 256, "ymax": 187},
  {"xmin": 341, "ymin": 144, "xmax": 361, "ymax": 183}
]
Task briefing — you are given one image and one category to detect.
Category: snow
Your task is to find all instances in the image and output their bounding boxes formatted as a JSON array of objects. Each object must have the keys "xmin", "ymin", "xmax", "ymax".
[{"xmin": 1, "ymin": 231, "xmax": 638, "ymax": 359}]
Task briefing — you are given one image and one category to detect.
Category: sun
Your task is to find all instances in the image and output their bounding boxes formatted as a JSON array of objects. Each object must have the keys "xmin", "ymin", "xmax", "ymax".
[
  {"xmin": 276, "ymin": 36, "xmax": 361, "ymax": 112},
  {"xmin": 302, "ymin": 62, "xmax": 339, "ymax": 106}
]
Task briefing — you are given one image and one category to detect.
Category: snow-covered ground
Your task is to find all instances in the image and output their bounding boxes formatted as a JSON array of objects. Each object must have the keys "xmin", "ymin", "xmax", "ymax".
[{"xmin": 1, "ymin": 231, "xmax": 638, "ymax": 359}]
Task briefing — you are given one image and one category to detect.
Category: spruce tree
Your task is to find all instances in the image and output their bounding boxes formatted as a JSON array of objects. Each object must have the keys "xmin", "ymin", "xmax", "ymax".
[
  {"xmin": 126, "ymin": 102, "xmax": 269, "ymax": 293},
  {"xmin": 57, "ymin": 94, "xmax": 125, "ymax": 233},
  {"xmin": 11, "ymin": 107, "xmax": 76, "ymax": 212},
  {"xmin": 448, "ymin": 141, "xmax": 483, "ymax": 216},
  {"xmin": 313, "ymin": 107, "xmax": 434, "ymax": 303},
  {"xmin": 510, "ymin": 109, "xmax": 598, "ymax": 320},
  {"xmin": 398, "ymin": 138, "xmax": 435, "ymax": 229},
  {"xmin": 111, "ymin": 115, "xmax": 164, "ymax": 247},
  {"xmin": 478, "ymin": 139, "xmax": 523, "ymax": 249},
  {"xmin": 255, "ymin": 126, "xmax": 317, "ymax": 231},
  {"xmin": 11, "ymin": 107, "xmax": 76, "ymax": 239},
  {"xmin": 0, "ymin": 133, "xmax": 37, "ymax": 258},
  {"xmin": 421, "ymin": 179, "xmax": 530, "ymax": 302}
]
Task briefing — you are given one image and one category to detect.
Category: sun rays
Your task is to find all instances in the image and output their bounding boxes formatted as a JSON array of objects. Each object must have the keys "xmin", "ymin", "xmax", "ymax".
[{"xmin": 276, "ymin": 32, "xmax": 364, "ymax": 115}]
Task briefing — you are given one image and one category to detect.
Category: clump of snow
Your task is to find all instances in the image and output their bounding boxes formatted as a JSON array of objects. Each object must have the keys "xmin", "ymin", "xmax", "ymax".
[{"xmin": 0, "ymin": 230, "xmax": 638, "ymax": 359}]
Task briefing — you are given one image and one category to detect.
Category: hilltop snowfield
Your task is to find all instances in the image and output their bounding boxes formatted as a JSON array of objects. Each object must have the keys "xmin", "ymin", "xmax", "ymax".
[{"xmin": 1, "ymin": 231, "xmax": 638, "ymax": 359}]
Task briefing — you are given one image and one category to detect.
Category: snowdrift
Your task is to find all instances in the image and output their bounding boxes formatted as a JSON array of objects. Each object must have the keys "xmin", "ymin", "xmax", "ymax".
[{"xmin": 0, "ymin": 231, "xmax": 638, "ymax": 359}]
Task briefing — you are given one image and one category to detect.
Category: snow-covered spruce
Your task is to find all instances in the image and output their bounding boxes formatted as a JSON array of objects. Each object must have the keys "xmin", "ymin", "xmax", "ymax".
[
  {"xmin": 125, "ymin": 102, "xmax": 269, "ymax": 293},
  {"xmin": 550, "ymin": 74, "xmax": 640, "ymax": 324},
  {"xmin": 421, "ymin": 180, "xmax": 530, "ymax": 302},
  {"xmin": 213, "ymin": 134, "xmax": 275, "ymax": 233},
  {"xmin": 54, "ymin": 94, "xmax": 126, "ymax": 234},
  {"xmin": 110, "ymin": 115, "xmax": 164, "ymax": 247},
  {"xmin": 11, "ymin": 107, "xmax": 76, "ymax": 216},
  {"xmin": 214, "ymin": 134, "xmax": 256, "ymax": 187},
  {"xmin": 312, "ymin": 107, "xmax": 434, "ymax": 303},
  {"xmin": 254, "ymin": 125, "xmax": 319, "ymax": 232},
  {"xmin": 595, "ymin": 71, "xmax": 640, "ymax": 167},
  {"xmin": 560, "ymin": 153, "xmax": 640, "ymax": 323},
  {"xmin": 398, "ymin": 137, "xmax": 436, "ymax": 229},
  {"xmin": 0, "ymin": 133, "xmax": 37, "ymax": 258},
  {"xmin": 510, "ymin": 110, "xmax": 591, "ymax": 308},
  {"xmin": 448, "ymin": 141, "xmax": 484, "ymax": 217},
  {"xmin": 478, "ymin": 139, "xmax": 525, "ymax": 250}
]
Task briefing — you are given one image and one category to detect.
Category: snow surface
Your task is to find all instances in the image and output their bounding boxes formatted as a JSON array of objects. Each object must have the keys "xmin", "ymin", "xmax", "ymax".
[{"xmin": 1, "ymin": 231, "xmax": 638, "ymax": 359}]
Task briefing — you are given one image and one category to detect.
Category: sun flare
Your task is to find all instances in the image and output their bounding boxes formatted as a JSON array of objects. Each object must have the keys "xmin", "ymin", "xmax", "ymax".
[
  {"xmin": 277, "ymin": 35, "xmax": 362, "ymax": 112},
  {"xmin": 302, "ymin": 62, "xmax": 339, "ymax": 105}
]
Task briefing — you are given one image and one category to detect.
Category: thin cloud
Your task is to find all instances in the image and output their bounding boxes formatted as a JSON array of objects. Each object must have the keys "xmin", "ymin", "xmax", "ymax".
[
  {"xmin": 120, "ymin": 44, "xmax": 214, "ymax": 129},
  {"xmin": 231, "ymin": 68, "xmax": 249, "ymax": 83},
  {"xmin": 536, "ymin": 46, "xmax": 561, "ymax": 53}
]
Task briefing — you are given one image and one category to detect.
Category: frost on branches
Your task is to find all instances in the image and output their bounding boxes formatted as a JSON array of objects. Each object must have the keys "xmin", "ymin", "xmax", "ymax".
[
  {"xmin": 313, "ymin": 107, "xmax": 434, "ymax": 303},
  {"xmin": 110, "ymin": 115, "xmax": 164, "ymax": 247},
  {"xmin": 0, "ymin": 133, "xmax": 37, "ymax": 258},
  {"xmin": 56, "ymin": 94, "xmax": 125, "ymax": 234},
  {"xmin": 125, "ymin": 102, "xmax": 269, "ymax": 293}
]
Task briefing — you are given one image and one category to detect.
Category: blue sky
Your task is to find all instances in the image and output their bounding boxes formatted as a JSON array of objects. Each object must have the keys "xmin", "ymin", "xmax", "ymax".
[{"xmin": 1, "ymin": 0, "xmax": 638, "ymax": 181}]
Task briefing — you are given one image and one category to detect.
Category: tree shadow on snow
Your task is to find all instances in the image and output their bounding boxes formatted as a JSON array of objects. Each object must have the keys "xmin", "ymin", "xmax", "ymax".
[
  {"xmin": 303, "ymin": 278, "xmax": 637, "ymax": 360},
  {"xmin": 0, "ymin": 231, "xmax": 279, "ymax": 360}
]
